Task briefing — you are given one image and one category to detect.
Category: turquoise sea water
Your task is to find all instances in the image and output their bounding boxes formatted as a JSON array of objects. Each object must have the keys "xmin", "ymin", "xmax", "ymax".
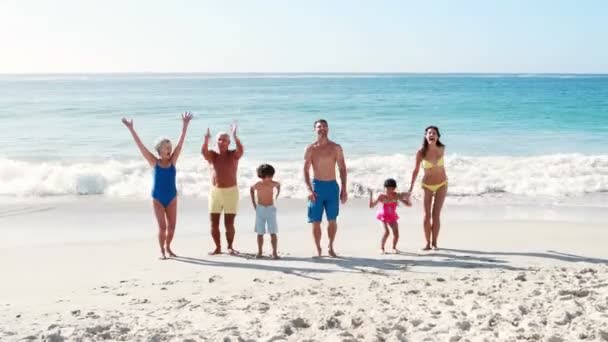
[{"xmin": 1, "ymin": 74, "xmax": 607, "ymax": 202}]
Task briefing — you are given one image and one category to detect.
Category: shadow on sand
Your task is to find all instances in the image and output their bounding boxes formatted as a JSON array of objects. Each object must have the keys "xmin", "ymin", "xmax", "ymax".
[{"xmin": 171, "ymin": 247, "xmax": 542, "ymax": 280}]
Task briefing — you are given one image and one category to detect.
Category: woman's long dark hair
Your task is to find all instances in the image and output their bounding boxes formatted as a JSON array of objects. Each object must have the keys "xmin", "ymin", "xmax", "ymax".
[{"xmin": 421, "ymin": 126, "xmax": 445, "ymax": 158}]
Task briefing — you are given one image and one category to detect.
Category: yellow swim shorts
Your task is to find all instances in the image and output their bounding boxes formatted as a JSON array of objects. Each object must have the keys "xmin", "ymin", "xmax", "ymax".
[{"xmin": 208, "ymin": 186, "xmax": 239, "ymax": 214}]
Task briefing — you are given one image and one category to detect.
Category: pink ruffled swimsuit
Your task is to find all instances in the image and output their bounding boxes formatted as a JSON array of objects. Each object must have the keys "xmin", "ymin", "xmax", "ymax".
[{"xmin": 376, "ymin": 200, "xmax": 399, "ymax": 224}]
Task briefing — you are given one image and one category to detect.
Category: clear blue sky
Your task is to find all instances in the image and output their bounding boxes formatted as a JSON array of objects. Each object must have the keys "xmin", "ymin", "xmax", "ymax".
[{"xmin": 1, "ymin": 0, "xmax": 607, "ymax": 73}]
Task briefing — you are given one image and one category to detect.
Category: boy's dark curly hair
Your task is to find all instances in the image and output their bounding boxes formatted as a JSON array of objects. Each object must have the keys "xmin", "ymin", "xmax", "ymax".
[{"xmin": 257, "ymin": 164, "xmax": 275, "ymax": 178}]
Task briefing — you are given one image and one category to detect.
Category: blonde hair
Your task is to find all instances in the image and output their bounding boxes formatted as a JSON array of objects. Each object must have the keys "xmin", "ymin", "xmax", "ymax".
[{"xmin": 155, "ymin": 138, "xmax": 172, "ymax": 154}]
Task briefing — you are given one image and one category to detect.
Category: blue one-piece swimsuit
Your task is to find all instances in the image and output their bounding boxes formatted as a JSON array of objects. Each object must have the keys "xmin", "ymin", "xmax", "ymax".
[{"xmin": 152, "ymin": 162, "xmax": 177, "ymax": 208}]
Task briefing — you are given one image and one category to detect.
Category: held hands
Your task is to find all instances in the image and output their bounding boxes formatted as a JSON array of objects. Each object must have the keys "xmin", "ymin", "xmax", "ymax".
[
  {"xmin": 121, "ymin": 117, "xmax": 134, "ymax": 130},
  {"xmin": 400, "ymin": 192, "xmax": 413, "ymax": 207}
]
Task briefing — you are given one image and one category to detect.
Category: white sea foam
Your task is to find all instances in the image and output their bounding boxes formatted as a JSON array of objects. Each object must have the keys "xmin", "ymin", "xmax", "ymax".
[{"xmin": 1, "ymin": 154, "xmax": 607, "ymax": 205}]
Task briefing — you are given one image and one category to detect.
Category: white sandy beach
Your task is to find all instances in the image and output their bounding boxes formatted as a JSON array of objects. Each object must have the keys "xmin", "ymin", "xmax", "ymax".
[{"xmin": 1, "ymin": 198, "xmax": 607, "ymax": 341}]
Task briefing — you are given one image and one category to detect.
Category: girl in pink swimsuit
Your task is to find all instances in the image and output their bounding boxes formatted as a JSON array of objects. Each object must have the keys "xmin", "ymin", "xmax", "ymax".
[{"xmin": 369, "ymin": 178, "xmax": 412, "ymax": 254}]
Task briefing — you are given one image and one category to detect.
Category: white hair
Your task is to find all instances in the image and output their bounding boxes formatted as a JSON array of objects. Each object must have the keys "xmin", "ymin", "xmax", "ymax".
[
  {"xmin": 154, "ymin": 137, "xmax": 172, "ymax": 154},
  {"xmin": 216, "ymin": 132, "xmax": 230, "ymax": 140}
]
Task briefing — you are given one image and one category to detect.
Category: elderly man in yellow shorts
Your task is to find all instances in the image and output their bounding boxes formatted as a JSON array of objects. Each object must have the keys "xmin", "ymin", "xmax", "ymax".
[{"xmin": 202, "ymin": 122, "xmax": 244, "ymax": 255}]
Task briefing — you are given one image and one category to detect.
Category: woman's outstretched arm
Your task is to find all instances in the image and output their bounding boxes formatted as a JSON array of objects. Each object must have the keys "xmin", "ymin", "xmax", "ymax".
[{"xmin": 122, "ymin": 117, "xmax": 157, "ymax": 167}]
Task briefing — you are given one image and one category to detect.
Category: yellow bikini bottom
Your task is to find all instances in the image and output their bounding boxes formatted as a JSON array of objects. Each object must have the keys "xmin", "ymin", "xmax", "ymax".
[{"xmin": 421, "ymin": 181, "xmax": 448, "ymax": 193}]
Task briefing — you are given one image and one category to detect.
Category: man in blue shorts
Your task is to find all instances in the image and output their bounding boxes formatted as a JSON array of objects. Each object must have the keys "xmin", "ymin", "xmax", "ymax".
[{"xmin": 303, "ymin": 119, "xmax": 348, "ymax": 257}]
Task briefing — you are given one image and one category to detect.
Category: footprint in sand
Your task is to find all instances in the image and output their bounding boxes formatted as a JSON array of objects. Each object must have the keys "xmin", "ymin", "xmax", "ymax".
[
  {"xmin": 456, "ymin": 320, "xmax": 472, "ymax": 331},
  {"xmin": 246, "ymin": 302, "xmax": 270, "ymax": 313},
  {"xmin": 515, "ymin": 273, "xmax": 527, "ymax": 281},
  {"xmin": 512, "ymin": 308, "xmax": 527, "ymax": 321},
  {"xmin": 174, "ymin": 298, "xmax": 191, "ymax": 309},
  {"xmin": 208, "ymin": 275, "xmax": 222, "ymax": 283},
  {"xmin": 290, "ymin": 317, "xmax": 311, "ymax": 329},
  {"xmin": 319, "ymin": 316, "xmax": 342, "ymax": 330},
  {"xmin": 86, "ymin": 312, "xmax": 100, "ymax": 319},
  {"xmin": 558, "ymin": 289, "xmax": 590, "ymax": 298},
  {"xmin": 580, "ymin": 268, "xmax": 597, "ymax": 275},
  {"xmin": 410, "ymin": 319, "xmax": 423, "ymax": 327},
  {"xmin": 130, "ymin": 298, "xmax": 150, "ymax": 305},
  {"xmin": 350, "ymin": 317, "xmax": 364, "ymax": 328},
  {"xmin": 420, "ymin": 323, "xmax": 436, "ymax": 332}
]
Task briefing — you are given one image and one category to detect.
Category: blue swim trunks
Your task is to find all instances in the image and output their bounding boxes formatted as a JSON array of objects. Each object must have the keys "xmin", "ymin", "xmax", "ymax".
[
  {"xmin": 307, "ymin": 179, "xmax": 340, "ymax": 223},
  {"xmin": 255, "ymin": 205, "xmax": 278, "ymax": 235}
]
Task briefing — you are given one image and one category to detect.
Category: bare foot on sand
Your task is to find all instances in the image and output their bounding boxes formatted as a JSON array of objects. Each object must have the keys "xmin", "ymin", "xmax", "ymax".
[
  {"xmin": 422, "ymin": 245, "xmax": 432, "ymax": 251},
  {"xmin": 228, "ymin": 248, "xmax": 240, "ymax": 256},
  {"xmin": 272, "ymin": 253, "xmax": 280, "ymax": 260},
  {"xmin": 314, "ymin": 247, "xmax": 322, "ymax": 258},
  {"xmin": 432, "ymin": 243, "xmax": 439, "ymax": 250},
  {"xmin": 328, "ymin": 249, "xmax": 338, "ymax": 258},
  {"xmin": 255, "ymin": 253, "xmax": 263, "ymax": 259},
  {"xmin": 159, "ymin": 254, "xmax": 167, "ymax": 260},
  {"xmin": 380, "ymin": 249, "xmax": 386, "ymax": 255},
  {"xmin": 166, "ymin": 248, "xmax": 177, "ymax": 258},
  {"xmin": 208, "ymin": 248, "xmax": 222, "ymax": 255}
]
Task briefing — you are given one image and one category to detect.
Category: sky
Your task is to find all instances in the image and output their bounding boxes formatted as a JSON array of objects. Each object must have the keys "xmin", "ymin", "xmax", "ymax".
[{"xmin": 1, "ymin": 0, "xmax": 607, "ymax": 73}]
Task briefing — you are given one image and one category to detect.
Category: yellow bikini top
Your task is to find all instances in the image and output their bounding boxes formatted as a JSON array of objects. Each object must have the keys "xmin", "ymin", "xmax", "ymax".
[{"xmin": 422, "ymin": 156, "xmax": 444, "ymax": 169}]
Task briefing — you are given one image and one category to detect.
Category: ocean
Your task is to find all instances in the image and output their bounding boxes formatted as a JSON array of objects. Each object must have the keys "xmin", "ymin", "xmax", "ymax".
[{"xmin": 1, "ymin": 73, "xmax": 607, "ymax": 205}]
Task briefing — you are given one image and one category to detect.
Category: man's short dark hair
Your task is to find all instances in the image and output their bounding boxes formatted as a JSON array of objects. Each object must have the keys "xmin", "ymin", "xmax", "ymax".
[
  {"xmin": 314, "ymin": 119, "xmax": 328, "ymax": 127},
  {"xmin": 257, "ymin": 164, "xmax": 275, "ymax": 178}
]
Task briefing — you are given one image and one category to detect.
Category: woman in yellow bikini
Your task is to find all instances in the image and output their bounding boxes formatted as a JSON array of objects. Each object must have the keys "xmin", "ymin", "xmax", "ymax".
[{"xmin": 407, "ymin": 126, "xmax": 448, "ymax": 251}]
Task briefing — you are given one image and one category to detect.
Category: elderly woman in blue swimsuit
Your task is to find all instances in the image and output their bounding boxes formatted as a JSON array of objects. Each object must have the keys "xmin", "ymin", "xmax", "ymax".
[
  {"xmin": 122, "ymin": 112, "xmax": 193, "ymax": 259},
  {"xmin": 408, "ymin": 126, "xmax": 448, "ymax": 251}
]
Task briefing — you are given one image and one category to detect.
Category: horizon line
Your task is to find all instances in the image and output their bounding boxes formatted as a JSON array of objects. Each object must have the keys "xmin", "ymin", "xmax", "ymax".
[{"xmin": 1, "ymin": 71, "xmax": 608, "ymax": 76}]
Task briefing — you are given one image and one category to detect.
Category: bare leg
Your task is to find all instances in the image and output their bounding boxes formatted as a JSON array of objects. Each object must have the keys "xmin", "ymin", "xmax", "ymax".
[
  {"xmin": 271, "ymin": 234, "xmax": 279, "ymax": 259},
  {"xmin": 152, "ymin": 200, "xmax": 168, "ymax": 260},
  {"xmin": 256, "ymin": 234, "xmax": 264, "ymax": 258},
  {"xmin": 390, "ymin": 222, "xmax": 400, "ymax": 253},
  {"xmin": 431, "ymin": 185, "xmax": 448, "ymax": 249},
  {"xmin": 327, "ymin": 220, "xmax": 338, "ymax": 257},
  {"xmin": 380, "ymin": 223, "xmax": 389, "ymax": 254},
  {"xmin": 164, "ymin": 198, "xmax": 178, "ymax": 257},
  {"xmin": 422, "ymin": 189, "xmax": 433, "ymax": 251},
  {"xmin": 225, "ymin": 214, "xmax": 238, "ymax": 254},
  {"xmin": 209, "ymin": 213, "xmax": 221, "ymax": 255},
  {"xmin": 312, "ymin": 222, "xmax": 322, "ymax": 257}
]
